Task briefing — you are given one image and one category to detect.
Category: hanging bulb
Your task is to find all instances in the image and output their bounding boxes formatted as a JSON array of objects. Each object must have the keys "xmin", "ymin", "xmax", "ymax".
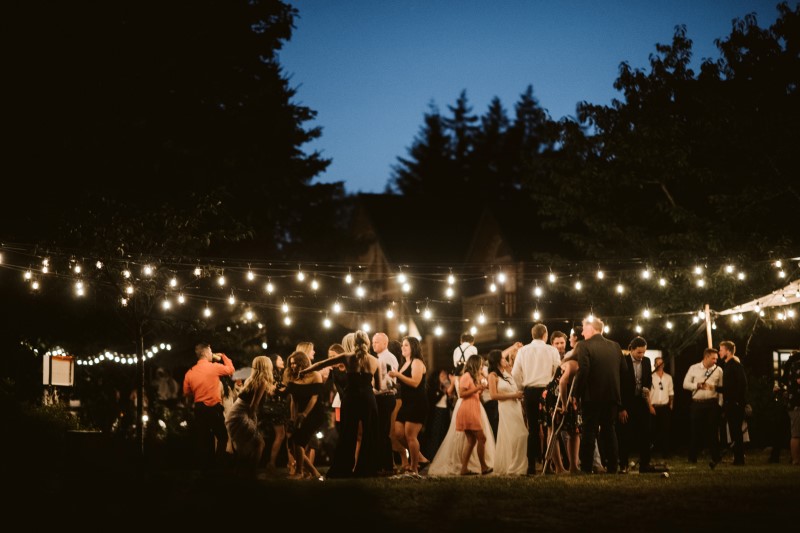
[
  {"xmin": 497, "ymin": 272, "xmax": 506, "ymax": 284},
  {"xmin": 447, "ymin": 274, "xmax": 455, "ymax": 285},
  {"xmin": 548, "ymin": 272, "xmax": 556, "ymax": 283},
  {"xmin": 247, "ymin": 270, "xmax": 255, "ymax": 281},
  {"xmin": 266, "ymin": 281, "xmax": 275, "ymax": 294},
  {"xmin": 323, "ymin": 317, "xmax": 332, "ymax": 329},
  {"xmin": 445, "ymin": 286, "xmax": 454, "ymax": 298},
  {"xmin": 345, "ymin": 273, "xmax": 353, "ymax": 284}
]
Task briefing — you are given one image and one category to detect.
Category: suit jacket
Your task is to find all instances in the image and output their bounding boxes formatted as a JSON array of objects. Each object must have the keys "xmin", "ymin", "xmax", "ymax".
[
  {"xmin": 573, "ymin": 334, "xmax": 626, "ymax": 406},
  {"xmin": 718, "ymin": 357, "xmax": 747, "ymax": 406},
  {"xmin": 620, "ymin": 355, "xmax": 652, "ymax": 411}
]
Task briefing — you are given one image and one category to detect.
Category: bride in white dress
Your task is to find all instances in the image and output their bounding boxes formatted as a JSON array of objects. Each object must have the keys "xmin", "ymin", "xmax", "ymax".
[
  {"xmin": 428, "ymin": 368, "xmax": 495, "ymax": 476},
  {"xmin": 487, "ymin": 348, "xmax": 528, "ymax": 475}
]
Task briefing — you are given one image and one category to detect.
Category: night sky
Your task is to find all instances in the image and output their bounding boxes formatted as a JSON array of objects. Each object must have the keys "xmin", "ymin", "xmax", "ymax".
[{"xmin": 281, "ymin": 0, "xmax": 782, "ymax": 193}]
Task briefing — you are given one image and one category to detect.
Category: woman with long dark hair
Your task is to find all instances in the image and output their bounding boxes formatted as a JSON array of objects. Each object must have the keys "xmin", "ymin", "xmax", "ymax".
[
  {"xmin": 285, "ymin": 351, "xmax": 325, "ymax": 479},
  {"xmin": 388, "ymin": 336, "xmax": 429, "ymax": 478}
]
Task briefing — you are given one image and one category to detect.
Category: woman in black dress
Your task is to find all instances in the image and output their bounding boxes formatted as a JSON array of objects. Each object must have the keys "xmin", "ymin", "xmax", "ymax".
[
  {"xmin": 302, "ymin": 330, "xmax": 382, "ymax": 477},
  {"xmin": 285, "ymin": 351, "xmax": 326, "ymax": 479},
  {"xmin": 389, "ymin": 336, "xmax": 428, "ymax": 477}
]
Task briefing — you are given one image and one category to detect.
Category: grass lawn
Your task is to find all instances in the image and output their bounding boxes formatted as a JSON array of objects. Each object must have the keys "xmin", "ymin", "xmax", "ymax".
[{"xmin": 14, "ymin": 447, "xmax": 797, "ymax": 530}]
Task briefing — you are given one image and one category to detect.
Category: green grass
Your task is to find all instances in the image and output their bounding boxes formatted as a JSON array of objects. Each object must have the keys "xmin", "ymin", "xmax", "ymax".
[{"xmin": 13, "ymin": 448, "xmax": 797, "ymax": 530}]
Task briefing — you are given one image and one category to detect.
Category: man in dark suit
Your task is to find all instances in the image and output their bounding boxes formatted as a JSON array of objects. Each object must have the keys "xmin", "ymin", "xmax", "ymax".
[
  {"xmin": 717, "ymin": 340, "xmax": 748, "ymax": 465},
  {"xmin": 617, "ymin": 336, "xmax": 653, "ymax": 473},
  {"xmin": 573, "ymin": 316, "xmax": 628, "ymax": 474}
]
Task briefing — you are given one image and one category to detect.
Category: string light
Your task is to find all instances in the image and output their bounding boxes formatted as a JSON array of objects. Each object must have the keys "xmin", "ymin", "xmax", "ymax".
[
  {"xmin": 3, "ymin": 247, "xmax": 796, "ymax": 337},
  {"xmin": 266, "ymin": 280, "xmax": 275, "ymax": 294},
  {"xmin": 399, "ymin": 323, "xmax": 408, "ymax": 334}
]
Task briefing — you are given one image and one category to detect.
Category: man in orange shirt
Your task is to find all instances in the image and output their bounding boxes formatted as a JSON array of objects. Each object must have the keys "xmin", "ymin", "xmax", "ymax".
[{"xmin": 183, "ymin": 342, "xmax": 235, "ymax": 471}]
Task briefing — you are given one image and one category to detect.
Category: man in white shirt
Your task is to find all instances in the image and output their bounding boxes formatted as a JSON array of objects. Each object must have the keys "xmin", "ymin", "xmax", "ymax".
[
  {"xmin": 683, "ymin": 347, "xmax": 723, "ymax": 468},
  {"xmin": 372, "ymin": 332, "xmax": 399, "ymax": 474},
  {"xmin": 453, "ymin": 333, "xmax": 477, "ymax": 374},
  {"xmin": 650, "ymin": 356, "xmax": 674, "ymax": 459},
  {"xmin": 512, "ymin": 323, "xmax": 560, "ymax": 475}
]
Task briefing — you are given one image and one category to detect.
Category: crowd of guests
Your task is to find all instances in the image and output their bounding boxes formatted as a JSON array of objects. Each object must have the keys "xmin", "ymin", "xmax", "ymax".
[{"xmin": 178, "ymin": 323, "xmax": 800, "ymax": 479}]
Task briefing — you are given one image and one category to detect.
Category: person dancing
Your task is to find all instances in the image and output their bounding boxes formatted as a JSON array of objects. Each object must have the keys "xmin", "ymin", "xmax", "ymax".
[
  {"xmin": 301, "ymin": 330, "xmax": 381, "ymax": 478},
  {"xmin": 456, "ymin": 354, "xmax": 493, "ymax": 476},
  {"xmin": 225, "ymin": 356, "xmax": 274, "ymax": 477},
  {"xmin": 388, "ymin": 336, "xmax": 429, "ymax": 478}
]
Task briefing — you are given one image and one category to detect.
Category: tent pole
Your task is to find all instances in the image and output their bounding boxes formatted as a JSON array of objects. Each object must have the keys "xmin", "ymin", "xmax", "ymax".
[{"xmin": 704, "ymin": 303, "xmax": 713, "ymax": 348}]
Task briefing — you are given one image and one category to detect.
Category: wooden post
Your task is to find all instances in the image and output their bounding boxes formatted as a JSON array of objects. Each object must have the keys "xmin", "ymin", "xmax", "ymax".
[{"xmin": 704, "ymin": 303, "xmax": 713, "ymax": 348}]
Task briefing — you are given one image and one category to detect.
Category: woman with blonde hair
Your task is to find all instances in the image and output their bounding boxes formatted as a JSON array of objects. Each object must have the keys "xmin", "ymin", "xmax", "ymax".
[
  {"xmin": 296, "ymin": 341, "xmax": 315, "ymax": 361},
  {"xmin": 224, "ymin": 355, "xmax": 275, "ymax": 476},
  {"xmin": 302, "ymin": 330, "xmax": 381, "ymax": 477}
]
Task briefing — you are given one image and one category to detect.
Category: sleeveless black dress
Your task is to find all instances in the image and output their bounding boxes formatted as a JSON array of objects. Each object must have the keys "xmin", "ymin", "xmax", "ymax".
[
  {"xmin": 286, "ymin": 381, "xmax": 326, "ymax": 447},
  {"xmin": 396, "ymin": 364, "xmax": 428, "ymax": 424},
  {"xmin": 326, "ymin": 370, "xmax": 380, "ymax": 478}
]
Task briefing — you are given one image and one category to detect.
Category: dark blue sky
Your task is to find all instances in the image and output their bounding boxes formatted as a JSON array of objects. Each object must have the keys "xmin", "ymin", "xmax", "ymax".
[{"xmin": 281, "ymin": 0, "xmax": 782, "ymax": 194}]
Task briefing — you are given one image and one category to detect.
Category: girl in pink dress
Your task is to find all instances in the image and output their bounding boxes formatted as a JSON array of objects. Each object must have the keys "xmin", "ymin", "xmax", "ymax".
[{"xmin": 456, "ymin": 355, "xmax": 492, "ymax": 475}]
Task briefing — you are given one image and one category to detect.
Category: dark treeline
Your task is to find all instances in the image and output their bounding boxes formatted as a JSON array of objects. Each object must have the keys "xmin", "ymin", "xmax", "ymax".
[
  {"xmin": 391, "ymin": 3, "xmax": 799, "ymax": 264},
  {"xmin": 1, "ymin": 1, "xmax": 798, "ymax": 357}
]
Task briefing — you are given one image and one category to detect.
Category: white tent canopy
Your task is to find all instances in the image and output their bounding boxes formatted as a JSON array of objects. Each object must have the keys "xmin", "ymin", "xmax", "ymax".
[{"xmin": 718, "ymin": 278, "xmax": 800, "ymax": 315}]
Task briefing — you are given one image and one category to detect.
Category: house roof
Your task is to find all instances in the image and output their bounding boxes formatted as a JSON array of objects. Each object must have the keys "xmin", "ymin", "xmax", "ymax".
[{"xmin": 353, "ymin": 194, "xmax": 480, "ymax": 265}]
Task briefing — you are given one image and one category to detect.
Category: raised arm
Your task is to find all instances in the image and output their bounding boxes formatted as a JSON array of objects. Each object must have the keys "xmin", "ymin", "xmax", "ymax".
[{"xmin": 300, "ymin": 354, "xmax": 347, "ymax": 376}]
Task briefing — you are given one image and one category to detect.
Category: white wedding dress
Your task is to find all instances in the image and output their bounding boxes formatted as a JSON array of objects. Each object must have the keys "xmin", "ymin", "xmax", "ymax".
[
  {"xmin": 428, "ymin": 375, "xmax": 495, "ymax": 476},
  {"xmin": 493, "ymin": 371, "xmax": 529, "ymax": 475}
]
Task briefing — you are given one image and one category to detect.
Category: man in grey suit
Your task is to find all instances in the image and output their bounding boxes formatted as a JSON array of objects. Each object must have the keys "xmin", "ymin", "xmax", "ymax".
[{"xmin": 572, "ymin": 316, "xmax": 628, "ymax": 474}]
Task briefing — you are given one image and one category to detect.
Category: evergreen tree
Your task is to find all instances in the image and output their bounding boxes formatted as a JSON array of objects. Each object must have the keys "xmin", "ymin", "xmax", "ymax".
[
  {"xmin": 3, "ymin": 0, "xmax": 339, "ymax": 258},
  {"xmin": 470, "ymin": 97, "xmax": 515, "ymax": 199},
  {"xmin": 389, "ymin": 102, "xmax": 456, "ymax": 197}
]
